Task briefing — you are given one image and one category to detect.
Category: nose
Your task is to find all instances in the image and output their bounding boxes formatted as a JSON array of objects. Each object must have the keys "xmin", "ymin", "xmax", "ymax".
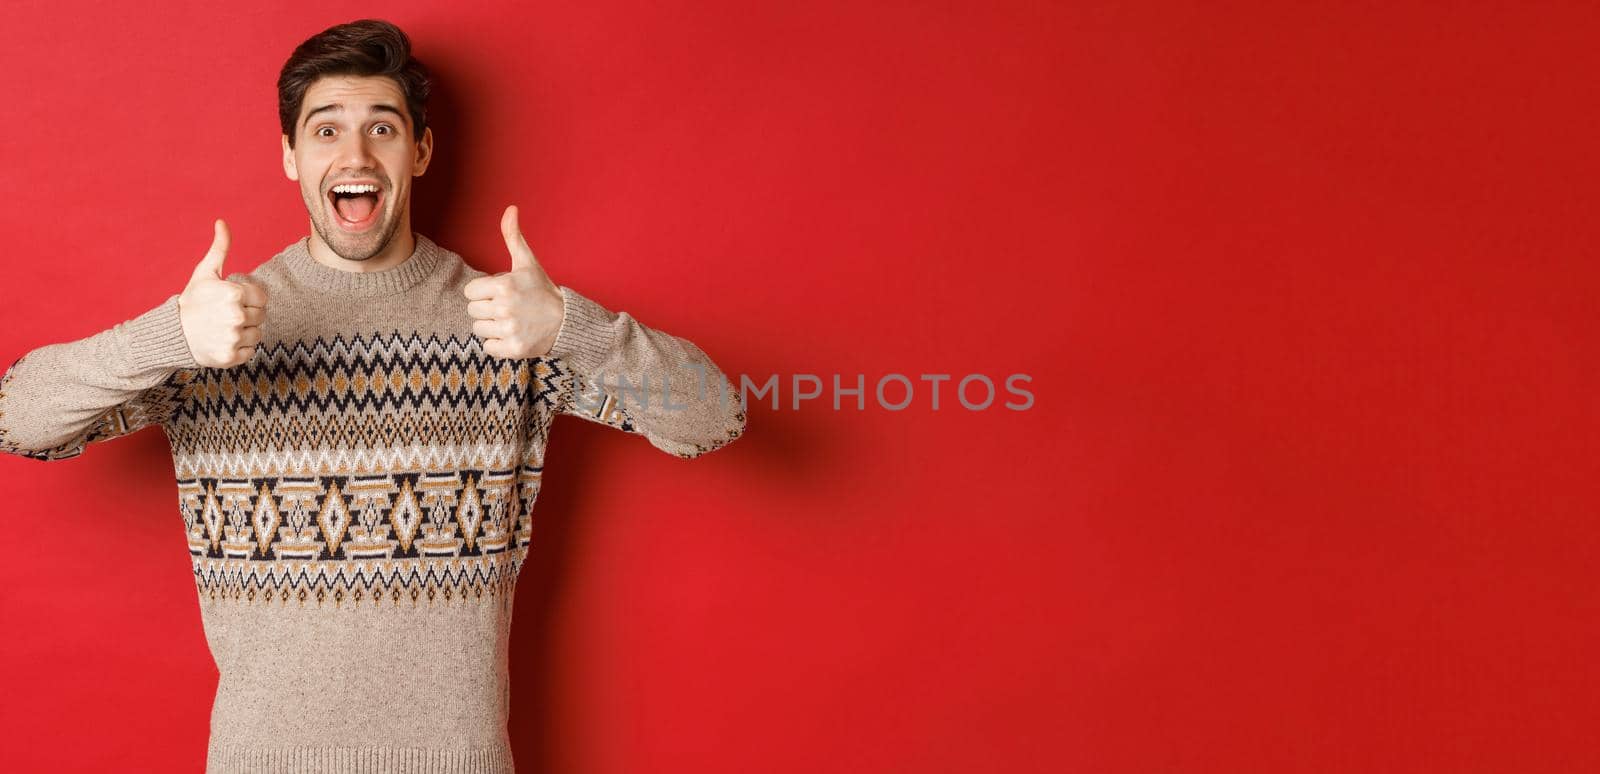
[{"xmin": 336, "ymin": 132, "xmax": 377, "ymax": 171}]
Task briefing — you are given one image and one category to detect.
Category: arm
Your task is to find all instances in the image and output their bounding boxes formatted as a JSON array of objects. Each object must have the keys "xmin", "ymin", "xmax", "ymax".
[
  {"xmin": 548, "ymin": 285, "xmax": 746, "ymax": 459},
  {"xmin": 0, "ymin": 293, "xmax": 199, "ymax": 462},
  {"xmin": 0, "ymin": 220, "xmax": 265, "ymax": 462}
]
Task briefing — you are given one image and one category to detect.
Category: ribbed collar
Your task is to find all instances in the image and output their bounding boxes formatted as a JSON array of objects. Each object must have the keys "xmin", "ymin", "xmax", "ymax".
[{"xmin": 281, "ymin": 233, "xmax": 446, "ymax": 298}]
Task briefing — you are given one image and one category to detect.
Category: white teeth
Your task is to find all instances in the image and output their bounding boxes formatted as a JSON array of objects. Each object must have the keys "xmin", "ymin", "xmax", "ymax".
[{"xmin": 331, "ymin": 184, "xmax": 379, "ymax": 194}]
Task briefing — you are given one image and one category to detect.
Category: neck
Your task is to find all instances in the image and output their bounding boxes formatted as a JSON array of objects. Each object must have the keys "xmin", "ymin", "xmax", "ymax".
[{"xmin": 280, "ymin": 230, "xmax": 444, "ymax": 298}]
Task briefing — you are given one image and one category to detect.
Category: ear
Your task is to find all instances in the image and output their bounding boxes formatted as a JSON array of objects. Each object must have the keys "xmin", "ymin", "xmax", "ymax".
[
  {"xmin": 282, "ymin": 134, "xmax": 299, "ymax": 182},
  {"xmin": 413, "ymin": 126, "xmax": 434, "ymax": 177}
]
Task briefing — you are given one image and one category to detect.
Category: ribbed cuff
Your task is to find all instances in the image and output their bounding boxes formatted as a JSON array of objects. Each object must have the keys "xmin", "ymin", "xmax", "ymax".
[
  {"xmin": 548, "ymin": 285, "xmax": 616, "ymax": 374},
  {"xmin": 118, "ymin": 293, "xmax": 200, "ymax": 372},
  {"xmin": 206, "ymin": 742, "xmax": 514, "ymax": 773}
]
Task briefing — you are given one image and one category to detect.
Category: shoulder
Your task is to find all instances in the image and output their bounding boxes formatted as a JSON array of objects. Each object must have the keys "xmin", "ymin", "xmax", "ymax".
[
  {"xmin": 422, "ymin": 237, "xmax": 492, "ymax": 291},
  {"xmin": 219, "ymin": 235, "xmax": 308, "ymax": 288}
]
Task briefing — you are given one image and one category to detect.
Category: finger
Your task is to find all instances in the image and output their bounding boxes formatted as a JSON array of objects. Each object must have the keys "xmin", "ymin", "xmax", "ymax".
[
  {"xmin": 240, "ymin": 306, "xmax": 266, "ymax": 327},
  {"xmin": 500, "ymin": 205, "xmax": 541, "ymax": 274},
  {"xmin": 472, "ymin": 317, "xmax": 510, "ymax": 339},
  {"xmin": 238, "ymin": 279, "xmax": 268, "ymax": 308},
  {"xmin": 465, "ymin": 298, "xmax": 501, "ymax": 319},
  {"xmin": 237, "ymin": 326, "xmax": 263, "ymax": 348},
  {"xmin": 233, "ymin": 345, "xmax": 257, "ymax": 362},
  {"xmin": 194, "ymin": 219, "xmax": 230, "ymax": 279},
  {"xmin": 462, "ymin": 274, "xmax": 506, "ymax": 302}
]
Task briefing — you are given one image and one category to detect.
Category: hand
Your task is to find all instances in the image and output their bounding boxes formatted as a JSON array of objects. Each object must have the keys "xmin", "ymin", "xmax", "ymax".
[
  {"xmin": 464, "ymin": 205, "xmax": 566, "ymax": 358},
  {"xmin": 178, "ymin": 219, "xmax": 268, "ymax": 368}
]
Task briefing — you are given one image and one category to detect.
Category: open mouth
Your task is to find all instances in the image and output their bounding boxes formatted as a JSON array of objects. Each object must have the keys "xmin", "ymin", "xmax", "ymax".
[{"xmin": 327, "ymin": 182, "xmax": 384, "ymax": 232}]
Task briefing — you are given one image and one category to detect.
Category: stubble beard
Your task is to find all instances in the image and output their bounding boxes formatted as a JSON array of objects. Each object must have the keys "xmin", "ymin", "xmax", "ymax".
[{"xmin": 305, "ymin": 183, "xmax": 401, "ymax": 263}]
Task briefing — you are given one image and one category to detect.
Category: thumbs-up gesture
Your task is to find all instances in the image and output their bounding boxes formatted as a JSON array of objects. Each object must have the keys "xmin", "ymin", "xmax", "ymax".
[
  {"xmin": 177, "ymin": 219, "xmax": 268, "ymax": 368},
  {"xmin": 464, "ymin": 205, "xmax": 565, "ymax": 358}
]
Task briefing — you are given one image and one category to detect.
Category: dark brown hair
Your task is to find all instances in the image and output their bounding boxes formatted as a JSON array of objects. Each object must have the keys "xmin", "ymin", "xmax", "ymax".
[{"xmin": 277, "ymin": 19, "xmax": 432, "ymax": 148}]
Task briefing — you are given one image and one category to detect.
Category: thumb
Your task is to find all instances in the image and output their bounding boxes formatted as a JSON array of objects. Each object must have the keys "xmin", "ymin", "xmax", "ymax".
[
  {"xmin": 500, "ymin": 205, "xmax": 539, "ymax": 273},
  {"xmin": 193, "ymin": 218, "xmax": 230, "ymax": 280}
]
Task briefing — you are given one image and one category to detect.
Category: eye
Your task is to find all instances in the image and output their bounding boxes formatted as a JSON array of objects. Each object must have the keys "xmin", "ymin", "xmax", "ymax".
[
  {"xmin": 315, "ymin": 126, "xmax": 335, "ymax": 138},
  {"xmin": 372, "ymin": 124, "xmax": 395, "ymax": 136}
]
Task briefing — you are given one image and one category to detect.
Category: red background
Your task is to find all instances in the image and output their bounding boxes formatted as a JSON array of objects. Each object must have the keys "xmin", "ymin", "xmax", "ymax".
[{"xmin": 2, "ymin": 1, "xmax": 1596, "ymax": 771}]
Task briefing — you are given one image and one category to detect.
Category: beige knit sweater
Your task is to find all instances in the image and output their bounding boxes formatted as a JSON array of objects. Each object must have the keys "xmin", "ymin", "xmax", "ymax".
[{"xmin": 0, "ymin": 233, "xmax": 746, "ymax": 773}]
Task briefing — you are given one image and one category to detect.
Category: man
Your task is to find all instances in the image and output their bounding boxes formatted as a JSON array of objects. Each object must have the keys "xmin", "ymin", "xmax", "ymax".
[{"xmin": 0, "ymin": 18, "xmax": 745, "ymax": 773}]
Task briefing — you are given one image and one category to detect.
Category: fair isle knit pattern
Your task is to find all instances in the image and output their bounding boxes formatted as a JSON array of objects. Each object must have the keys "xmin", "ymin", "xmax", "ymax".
[{"xmin": 0, "ymin": 233, "xmax": 746, "ymax": 773}]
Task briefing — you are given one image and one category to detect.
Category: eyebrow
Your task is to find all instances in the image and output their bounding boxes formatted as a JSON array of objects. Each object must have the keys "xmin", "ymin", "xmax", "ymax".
[{"xmin": 302, "ymin": 103, "xmax": 408, "ymax": 130}]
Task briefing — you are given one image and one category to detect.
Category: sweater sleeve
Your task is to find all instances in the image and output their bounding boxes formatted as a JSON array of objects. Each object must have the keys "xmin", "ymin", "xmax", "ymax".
[
  {"xmin": 547, "ymin": 285, "xmax": 746, "ymax": 459},
  {"xmin": 0, "ymin": 293, "xmax": 200, "ymax": 462}
]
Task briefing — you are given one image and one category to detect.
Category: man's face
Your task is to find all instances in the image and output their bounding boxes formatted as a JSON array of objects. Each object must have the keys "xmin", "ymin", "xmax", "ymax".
[{"xmin": 282, "ymin": 74, "xmax": 433, "ymax": 262}]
